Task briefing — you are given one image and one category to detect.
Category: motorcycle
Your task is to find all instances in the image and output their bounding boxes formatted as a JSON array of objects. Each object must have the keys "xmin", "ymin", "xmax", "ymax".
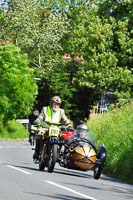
[
  {"xmin": 32, "ymin": 122, "xmax": 63, "ymax": 173},
  {"xmin": 58, "ymin": 131, "xmax": 107, "ymax": 180},
  {"xmin": 28, "ymin": 124, "xmax": 37, "ymax": 146}
]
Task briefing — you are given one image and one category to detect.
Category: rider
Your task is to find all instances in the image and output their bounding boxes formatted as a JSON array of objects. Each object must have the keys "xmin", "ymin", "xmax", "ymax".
[
  {"xmin": 28, "ymin": 109, "xmax": 39, "ymax": 143},
  {"xmin": 76, "ymin": 124, "xmax": 89, "ymax": 139},
  {"xmin": 33, "ymin": 95, "xmax": 71, "ymax": 160},
  {"xmin": 67, "ymin": 124, "xmax": 96, "ymax": 145}
]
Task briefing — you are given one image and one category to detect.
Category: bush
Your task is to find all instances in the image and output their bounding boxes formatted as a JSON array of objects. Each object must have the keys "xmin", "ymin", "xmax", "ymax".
[
  {"xmin": 89, "ymin": 103, "xmax": 133, "ymax": 183},
  {"xmin": 0, "ymin": 44, "xmax": 37, "ymax": 121},
  {"xmin": 0, "ymin": 120, "xmax": 28, "ymax": 139}
]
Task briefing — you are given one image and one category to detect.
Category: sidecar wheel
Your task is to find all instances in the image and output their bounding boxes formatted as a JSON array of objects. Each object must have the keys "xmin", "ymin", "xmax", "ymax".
[
  {"xmin": 94, "ymin": 166, "xmax": 102, "ymax": 180},
  {"xmin": 48, "ymin": 144, "xmax": 58, "ymax": 173}
]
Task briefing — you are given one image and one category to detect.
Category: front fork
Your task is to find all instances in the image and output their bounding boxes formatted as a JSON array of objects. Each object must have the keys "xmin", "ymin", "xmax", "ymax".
[{"xmin": 45, "ymin": 137, "xmax": 60, "ymax": 157}]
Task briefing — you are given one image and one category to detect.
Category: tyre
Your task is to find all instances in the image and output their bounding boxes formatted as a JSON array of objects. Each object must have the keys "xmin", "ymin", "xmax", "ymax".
[
  {"xmin": 47, "ymin": 144, "xmax": 58, "ymax": 173},
  {"xmin": 31, "ymin": 135, "xmax": 34, "ymax": 146},
  {"xmin": 94, "ymin": 166, "xmax": 102, "ymax": 180},
  {"xmin": 29, "ymin": 135, "xmax": 32, "ymax": 145},
  {"xmin": 39, "ymin": 144, "xmax": 47, "ymax": 171}
]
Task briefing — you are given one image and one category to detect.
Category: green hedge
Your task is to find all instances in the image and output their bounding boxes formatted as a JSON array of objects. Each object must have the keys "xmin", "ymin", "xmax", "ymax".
[
  {"xmin": 89, "ymin": 103, "xmax": 133, "ymax": 184},
  {"xmin": 0, "ymin": 120, "xmax": 28, "ymax": 139}
]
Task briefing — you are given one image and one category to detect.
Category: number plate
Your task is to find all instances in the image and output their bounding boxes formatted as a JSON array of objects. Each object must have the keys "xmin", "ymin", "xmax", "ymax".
[{"xmin": 49, "ymin": 126, "xmax": 60, "ymax": 137}]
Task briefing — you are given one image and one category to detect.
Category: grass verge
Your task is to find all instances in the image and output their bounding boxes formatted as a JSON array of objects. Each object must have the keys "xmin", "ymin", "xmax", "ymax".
[
  {"xmin": 88, "ymin": 103, "xmax": 133, "ymax": 184},
  {"xmin": 0, "ymin": 120, "xmax": 28, "ymax": 140}
]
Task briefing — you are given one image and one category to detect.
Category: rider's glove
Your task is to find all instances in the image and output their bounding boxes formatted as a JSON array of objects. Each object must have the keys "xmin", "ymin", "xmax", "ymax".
[
  {"xmin": 33, "ymin": 121, "xmax": 39, "ymax": 127},
  {"xmin": 67, "ymin": 126, "xmax": 75, "ymax": 131}
]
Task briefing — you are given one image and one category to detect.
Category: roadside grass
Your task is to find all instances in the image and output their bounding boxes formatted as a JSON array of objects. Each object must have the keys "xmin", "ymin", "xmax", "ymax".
[
  {"xmin": 0, "ymin": 120, "xmax": 28, "ymax": 140},
  {"xmin": 88, "ymin": 104, "xmax": 133, "ymax": 184}
]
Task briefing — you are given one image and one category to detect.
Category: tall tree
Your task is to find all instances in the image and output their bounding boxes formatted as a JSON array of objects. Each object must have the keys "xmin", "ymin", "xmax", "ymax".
[
  {"xmin": 61, "ymin": 1, "xmax": 132, "ymax": 119},
  {"xmin": 1, "ymin": 0, "xmax": 68, "ymax": 69},
  {"xmin": 0, "ymin": 44, "xmax": 37, "ymax": 121}
]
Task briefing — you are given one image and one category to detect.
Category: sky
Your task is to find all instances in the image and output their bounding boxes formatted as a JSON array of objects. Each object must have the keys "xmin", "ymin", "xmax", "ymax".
[{"xmin": 0, "ymin": 0, "xmax": 8, "ymax": 9}]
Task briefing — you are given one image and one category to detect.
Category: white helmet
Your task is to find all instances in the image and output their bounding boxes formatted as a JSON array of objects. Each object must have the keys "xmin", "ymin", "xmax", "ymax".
[
  {"xmin": 76, "ymin": 124, "xmax": 88, "ymax": 139},
  {"xmin": 77, "ymin": 124, "xmax": 88, "ymax": 131},
  {"xmin": 52, "ymin": 96, "xmax": 61, "ymax": 104},
  {"xmin": 33, "ymin": 110, "xmax": 39, "ymax": 116}
]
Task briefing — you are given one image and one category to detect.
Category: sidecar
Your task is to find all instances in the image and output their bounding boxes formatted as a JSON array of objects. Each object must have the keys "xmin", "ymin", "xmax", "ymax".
[
  {"xmin": 59, "ymin": 137, "xmax": 106, "ymax": 179},
  {"xmin": 60, "ymin": 126, "xmax": 75, "ymax": 141}
]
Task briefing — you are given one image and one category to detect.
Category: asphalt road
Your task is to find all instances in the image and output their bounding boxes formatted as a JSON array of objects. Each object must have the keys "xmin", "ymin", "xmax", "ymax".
[{"xmin": 0, "ymin": 140, "xmax": 132, "ymax": 200}]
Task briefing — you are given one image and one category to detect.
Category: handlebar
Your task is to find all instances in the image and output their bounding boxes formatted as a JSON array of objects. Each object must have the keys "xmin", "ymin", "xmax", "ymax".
[
  {"xmin": 31, "ymin": 121, "xmax": 73, "ymax": 131},
  {"xmin": 44, "ymin": 121, "xmax": 70, "ymax": 126}
]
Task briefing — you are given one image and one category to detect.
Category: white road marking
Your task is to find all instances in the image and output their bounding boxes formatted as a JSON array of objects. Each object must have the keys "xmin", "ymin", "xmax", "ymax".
[
  {"xmin": 0, "ymin": 160, "xmax": 2, "ymax": 163},
  {"xmin": 45, "ymin": 180, "xmax": 97, "ymax": 200},
  {"xmin": 6, "ymin": 165, "xmax": 32, "ymax": 175},
  {"xmin": 0, "ymin": 146, "xmax": 3, "ymax": 148}
]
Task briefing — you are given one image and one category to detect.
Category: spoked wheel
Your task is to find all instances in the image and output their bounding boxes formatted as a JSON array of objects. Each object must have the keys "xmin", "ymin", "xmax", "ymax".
[
  {"xmin": 39, "ymin": 144, "xmax": 47, "ymax": 171},
  {"xmin": 30, "ymin": 135, "xmax": 35, "ymax": 146},
  {"xmin": 94, "ymin": 166, "xmax": 102, "ymax": 179},
  {"xmin": 29, "ymin": 135, "xmax": 33, "ymax": 145},
  {"xmin": 32, "ymin": 135, "xmax": 36, "ymax": 146},
  {"xmin": 47, "ymin": 144, "xmax": 58, "ymax": 173}
]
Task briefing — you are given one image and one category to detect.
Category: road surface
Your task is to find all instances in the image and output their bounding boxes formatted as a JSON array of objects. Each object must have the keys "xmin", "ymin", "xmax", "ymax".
[{"xmin": 0, "ymin": 140, "xmax": 132, "ymax": 200}]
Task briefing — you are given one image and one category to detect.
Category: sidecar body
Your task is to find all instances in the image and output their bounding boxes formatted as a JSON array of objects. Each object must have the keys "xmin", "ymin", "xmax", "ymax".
[
  {"xmin": 66, "ymin": 138, "xmax": 97, "ymax": 169},
  {"xmin": 59, "ymin": 137, "xmax": 106, "ymax": 179}
]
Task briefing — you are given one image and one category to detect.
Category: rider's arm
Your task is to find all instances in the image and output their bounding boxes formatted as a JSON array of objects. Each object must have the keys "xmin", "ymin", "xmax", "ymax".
[
  {"xmin": 34, "ymin": 108, "xmax": 45, "ymax": 124},
  {"xmin": 60, "ymin": 109, "xmax": 71, "ymax": 125}
]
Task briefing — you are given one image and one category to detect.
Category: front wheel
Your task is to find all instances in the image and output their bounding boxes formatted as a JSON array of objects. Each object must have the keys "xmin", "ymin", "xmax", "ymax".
[
  {"xmin": 47, "ymin": 144, "xmax": 58, "ymax": 173},
  {"xmin": 39, "ymin": 144, "xmax": 47, "ymax": 171},
  {"xmin": 94, "ymin": 166, "xmax": 102, "ymax": 180}
]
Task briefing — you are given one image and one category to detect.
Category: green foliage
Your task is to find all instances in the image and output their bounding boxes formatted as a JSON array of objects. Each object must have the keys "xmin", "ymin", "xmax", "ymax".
[
  {"xmin": 65, "ymin": 14, "xmax": 133, "ymax": 95},
  {"xmin": 60, "ymin": 3, "xmax": 132, "ymax": 119},
  {"xmin": 0, "ymin": 44, "xmax": 37, "ymax": 120},
  {"xmin": 89, "ymin": 103, "xmax": 133, "ymax": 183},
  {"xmin": 0, "ymin": 120, "xmax": 28, "ymax": 139},
  {"xmin": 1, "ymin": 0, "xmax": 68, "ymax": 69},
  {"xmin": 0, "ymin": 0, "xmax": 132, "ymax": 123},
  {"xmin": 97, "ymin": 0, "xmax": 133, "ymax": 20}
]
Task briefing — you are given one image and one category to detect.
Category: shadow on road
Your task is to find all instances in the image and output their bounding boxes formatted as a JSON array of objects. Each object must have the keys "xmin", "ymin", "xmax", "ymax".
[
  {"xmin": 5, "ymin": 163, "xmax": 93, "ymax": 179},
  {"xmin": 64, "ymin": 181, "xmax": 133, "ymax": 198},
  {"xmin": 25, "ymin": 192, "xmax": 92, "ymax": 200},
  {"xmin": 54, "ymin": 168, "xmax": 93, "ymax": 179}
]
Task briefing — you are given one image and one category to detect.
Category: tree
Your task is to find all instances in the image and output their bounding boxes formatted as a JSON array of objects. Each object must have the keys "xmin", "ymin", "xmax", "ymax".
[
  {"xmin": 0, "ymin": 44, "xmax": 37, "ymax": 121},
  {"xmin": 1, "ymin": 0, "xmax": 68, "ymax": 70},
  {"xmin": 0, "ymin": 0, "xmax": 132, "ymax": 122},
  {"xmin": 97, "ymin": 0, "xmax": 133, "ymax": 21},
  {"xmin": 96, "ymin": 0, "xmax": 133, "ymax": 71},
  {"xmin": 61, "ymin": 1, "xmax": 132, "ymax": 119}
]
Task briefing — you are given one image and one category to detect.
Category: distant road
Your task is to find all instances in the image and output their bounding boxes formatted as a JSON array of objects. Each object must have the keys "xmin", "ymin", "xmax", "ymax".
[{"xmin": 0, "ymin": 141, "xmax": 132, "ymax": 200}]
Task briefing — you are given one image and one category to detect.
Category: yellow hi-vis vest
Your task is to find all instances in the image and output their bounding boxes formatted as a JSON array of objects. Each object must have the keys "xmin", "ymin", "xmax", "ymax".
[{"xmin": 43, "ymin": 106, "xmax": 62, "ymax": 124}]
